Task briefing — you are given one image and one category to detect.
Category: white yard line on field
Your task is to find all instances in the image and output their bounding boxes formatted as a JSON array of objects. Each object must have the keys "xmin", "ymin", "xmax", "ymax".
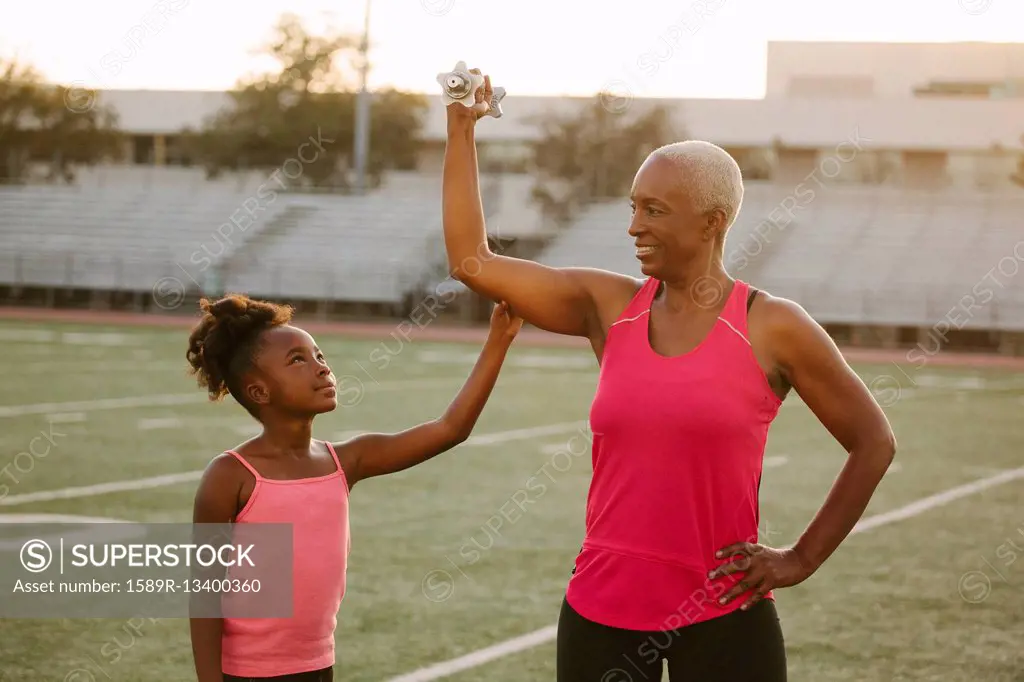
[
  {"xmin": 0, "ymin": 513, "xmax": 131, "ymax": 524},
  {"xmin": 387, "ymin": 626, "xmax": 560, "ymax": 682},
  {"xmin": 848, "ymin": 466, "xmax": 1024, "ymax": 534},
  {"xmin": 46, "ymin": 412, "xmax": 88, "ymax": 423},
  {"xmin": 0, "ymin": 513, "xmax": 148, "ymax": 550},
  {"xmin": 0, "ymin": 393, "xmax": 200, "ymax": 418},
  {"xmin": 9, "ymin": 361, "xmax": 185, "ymax": 374},
  {"xmin": 417, "ymin": 350, "xmax": 594, "ymax": 370},
  {"xmin": 0, "ymin": 421, "xmax": 592, "ymax": 507},
  {"xmin": 0, "ymin": 471, "xmax": 204, "ymax": 507},
  {"xmin": 138, "ymin": 416, "xmax": 184, "ymax": 430},
  {"xmin": 0, "ymin": 330, "xmax": 142, "ymax": 346},
  {"xmin": 464, "ymin": 422, "xmax": 587, "ymax": 447},
  {"xmin": 0, "ymin": 372, "xmax": 590, "ymax": 419},
  {"xmin": 384, "ymin": 465, "xmax": 1024, "ymax": 682}
]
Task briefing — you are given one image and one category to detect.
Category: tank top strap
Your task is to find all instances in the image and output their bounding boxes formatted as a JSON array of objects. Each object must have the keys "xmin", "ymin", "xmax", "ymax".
[
  {"xmin": 610, "ymin": 277, "xmax": 659, "ymax": 328},
  {"xmin": 718, "ymin": 279, "xmax": 752, "ymax": 342},
  {"xmin": 324, "ymin": 441, "xmax": 342, "ymax": 471},
  {"xmin": 224, "ymin": 450, "xmax": 263, "ymax": 481},
  {"xmin": 639, "ymin": 277, "xmax": 660, "ymax": 308}
]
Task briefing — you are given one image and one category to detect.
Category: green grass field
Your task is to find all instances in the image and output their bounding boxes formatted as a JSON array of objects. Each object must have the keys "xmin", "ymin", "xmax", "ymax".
[{"xmin": 0, "ymin": 317, "xmax": 1022, "ymax": 682}]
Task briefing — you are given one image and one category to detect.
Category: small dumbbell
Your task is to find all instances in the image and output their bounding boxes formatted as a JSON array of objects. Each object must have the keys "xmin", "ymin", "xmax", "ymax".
[{"xmin": 436, "ymin": 61, "xmax": 505, "ymax": 119}]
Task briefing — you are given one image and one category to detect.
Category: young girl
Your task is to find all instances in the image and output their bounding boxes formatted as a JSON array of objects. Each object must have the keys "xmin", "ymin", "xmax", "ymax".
[{"xmin": 185, "ymin": 293, "xmax": 522, "ymax": 682}]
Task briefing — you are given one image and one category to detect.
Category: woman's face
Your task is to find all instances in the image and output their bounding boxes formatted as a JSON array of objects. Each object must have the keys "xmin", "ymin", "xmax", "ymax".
[{"xmin": 627, "ymin": 155, "xmax": 724, "ymax": 281}]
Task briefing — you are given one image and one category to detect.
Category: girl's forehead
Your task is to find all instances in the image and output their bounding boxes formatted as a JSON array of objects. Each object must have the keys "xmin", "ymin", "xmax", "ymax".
[{"xmin": 259, "ymin": 325, "xmax": 317, "ymax": 352}]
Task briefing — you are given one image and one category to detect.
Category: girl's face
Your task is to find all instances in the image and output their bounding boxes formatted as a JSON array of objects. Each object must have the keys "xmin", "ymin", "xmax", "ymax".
[{"xmin": 247, "ymin": 325, "xmax": 337, "ymax": 416}]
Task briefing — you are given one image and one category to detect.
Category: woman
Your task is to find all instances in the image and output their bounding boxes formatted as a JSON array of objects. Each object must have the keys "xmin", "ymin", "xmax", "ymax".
[{"xmin": 441, "ymin": 70, "xmax": 897, "ymax": 681}]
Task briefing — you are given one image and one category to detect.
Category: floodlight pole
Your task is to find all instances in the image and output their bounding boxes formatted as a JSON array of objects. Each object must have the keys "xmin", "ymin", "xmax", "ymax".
[{"xmin": 353, "ymin": 0, "xmax": 371, "ymax": 193}]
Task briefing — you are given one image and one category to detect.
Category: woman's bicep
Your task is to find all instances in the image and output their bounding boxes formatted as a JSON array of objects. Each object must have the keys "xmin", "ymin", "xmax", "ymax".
[
  {"xmin": 767, "ymin": 299, "xmax": 893, "ymax": 452},
  {"xmin": 456, "ymin": 255, "xmax": 634, "ymax": 338}
]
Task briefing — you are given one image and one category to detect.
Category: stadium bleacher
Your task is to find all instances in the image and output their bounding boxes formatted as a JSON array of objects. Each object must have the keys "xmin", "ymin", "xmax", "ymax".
[
  {"xmin": 0, "ymin": 182, "xmax": 287, "ymax": 293},
  {"xmin": 1, "ymin": 176, "xmax": 1021, "ymax": 331},
  {"xmin": 0, "ymin": 177, "xmax": 447, "ymax": 306},
  {"xmin": 534, "ymin": 183, "xmax": 1024, "ymax": 331},
  {"xmin": 221, "ymin": 192, "xmax": 442, "ymax": 303}
]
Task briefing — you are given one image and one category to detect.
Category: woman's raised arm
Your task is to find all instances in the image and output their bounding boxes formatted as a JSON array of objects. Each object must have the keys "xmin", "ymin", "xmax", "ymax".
[{"xmin": 442, "ymin": 70, "xmax": 637, "ymax": 340}]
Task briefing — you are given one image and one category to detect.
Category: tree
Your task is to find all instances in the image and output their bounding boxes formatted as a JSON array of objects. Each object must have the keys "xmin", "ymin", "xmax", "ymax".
[
  {"xmin": 528, "ymin": 94, "xmax": 679, "ymax": 225},
  {"xmin": 0, "ymin": 59, "xmax": 122, "ymax": 184},
  {"xmin": 184, "ymin": 13, "xmax": 427, "ymax": 189}
]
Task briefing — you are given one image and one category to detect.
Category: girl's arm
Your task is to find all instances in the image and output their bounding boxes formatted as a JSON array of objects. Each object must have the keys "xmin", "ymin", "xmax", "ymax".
[
  {"xmin": 189, "ymin": 455, "xmax": 241, "ymax": 682},
  {"xmin": 334, "ymin": 303, "xmax": 522, "ymax": 487}
]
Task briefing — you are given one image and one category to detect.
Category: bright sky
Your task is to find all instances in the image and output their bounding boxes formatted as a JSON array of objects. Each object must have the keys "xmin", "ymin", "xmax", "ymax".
[{"xmin": 2, "ymin": 0, "xmax": 1022, "ymax": 99}]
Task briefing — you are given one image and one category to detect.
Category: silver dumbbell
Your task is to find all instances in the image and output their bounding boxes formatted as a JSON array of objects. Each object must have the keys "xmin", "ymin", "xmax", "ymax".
[{"xmin": 436, "ymin": 61, "xmax": 505, "ymax": 119}]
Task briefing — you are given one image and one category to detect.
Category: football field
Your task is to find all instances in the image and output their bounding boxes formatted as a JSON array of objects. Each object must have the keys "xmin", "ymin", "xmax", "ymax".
[{"xmin": 0, "ymin": 317, "xmax": 1022, "ymax": 682}]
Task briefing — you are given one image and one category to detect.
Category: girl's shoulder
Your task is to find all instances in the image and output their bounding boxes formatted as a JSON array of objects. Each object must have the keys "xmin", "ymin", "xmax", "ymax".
[
  {"xmin": 208, "ymin": 448, "xmax": 249, "ymax": 471},
  {"xmin": 198, "ymin": 451, "xmax": 255, "ymax": 490},
  {"xmin": 193, "ymin": 451, "xmax": 253, "ymax": 523}
]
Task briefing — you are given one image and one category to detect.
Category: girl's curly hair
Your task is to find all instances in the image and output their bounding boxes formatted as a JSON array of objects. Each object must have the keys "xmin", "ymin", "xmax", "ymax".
[{"xmin": 186, "ymin": 294, "xmax": 293, "ymax": 410}]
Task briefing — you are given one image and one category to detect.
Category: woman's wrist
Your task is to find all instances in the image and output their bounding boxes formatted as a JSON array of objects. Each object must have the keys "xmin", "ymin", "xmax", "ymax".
[{"xmin": 446, "ymin": 113, "xmax": 476, "ymax": 137}]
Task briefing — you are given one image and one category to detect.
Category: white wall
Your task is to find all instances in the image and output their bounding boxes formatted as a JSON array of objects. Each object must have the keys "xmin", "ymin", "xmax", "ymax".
[{"xmin": 765, "ymin": 41, "xmax": 1024, "ymax": 99}]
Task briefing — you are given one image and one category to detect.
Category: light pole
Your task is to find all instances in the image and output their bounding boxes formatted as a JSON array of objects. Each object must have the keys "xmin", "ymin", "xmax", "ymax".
[{"xmin": 352, "ymin": 0, "xmax": 371, "ymax": 193}]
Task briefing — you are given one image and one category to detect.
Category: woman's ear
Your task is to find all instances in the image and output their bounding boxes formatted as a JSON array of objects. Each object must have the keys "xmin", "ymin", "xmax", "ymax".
[
  {"xmin": 709, "ymin": 207, "xmax": 728, "ymax": 230},
  {"xmin": 704, "ymin": 208, "xmax": 728, "ymax": 243}
]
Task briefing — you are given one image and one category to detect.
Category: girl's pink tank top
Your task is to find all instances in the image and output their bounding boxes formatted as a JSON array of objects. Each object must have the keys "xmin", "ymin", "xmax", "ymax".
[
  {"xmin": 566, "ymin": 277, "xmax": 782, "ymax": 632},
  {"xmin": 219, "ymin": 442, "xmax": 350, "ymax": 678}
]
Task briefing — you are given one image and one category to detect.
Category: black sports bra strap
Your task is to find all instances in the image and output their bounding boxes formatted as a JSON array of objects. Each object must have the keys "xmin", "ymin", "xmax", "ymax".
[{"xmin": 746, "ymin": 287, "xmax": 759, "ymax": 312}]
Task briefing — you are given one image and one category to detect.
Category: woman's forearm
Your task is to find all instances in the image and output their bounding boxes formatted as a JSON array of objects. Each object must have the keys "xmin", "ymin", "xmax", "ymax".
[
  {"xmin": 792, "ymin": 440, "xmax": 895, "ymax": 570},
  {"xmin": 442, "ymin": 119, "xmax": 490, "ymax": 271}
]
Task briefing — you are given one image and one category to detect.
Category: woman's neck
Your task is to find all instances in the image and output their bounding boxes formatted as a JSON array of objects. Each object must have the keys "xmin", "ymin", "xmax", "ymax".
[{"xmin": 658, "ymin": 259, "xmax": 732, "ymax": 314}]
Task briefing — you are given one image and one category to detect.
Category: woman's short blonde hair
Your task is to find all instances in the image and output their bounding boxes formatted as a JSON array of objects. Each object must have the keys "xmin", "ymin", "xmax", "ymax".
[{"xmin": 649, "ymin": 140, "xmax": 744, "ymax": 230}]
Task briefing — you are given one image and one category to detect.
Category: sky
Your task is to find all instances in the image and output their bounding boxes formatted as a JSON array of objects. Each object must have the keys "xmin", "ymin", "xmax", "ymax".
[{"xmin": 1, "ymin": 0, "xmax": 1022, "ymax": 99}]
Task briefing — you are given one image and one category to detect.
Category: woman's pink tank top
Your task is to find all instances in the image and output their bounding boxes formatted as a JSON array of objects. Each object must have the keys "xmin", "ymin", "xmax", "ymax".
[
  {"xmin": 566, "ymin": 277, "xmax": 782, "ymax": 632},
  {"xmin": 220, "ymin": 442, "xmax": 350, "ymax": 678}
]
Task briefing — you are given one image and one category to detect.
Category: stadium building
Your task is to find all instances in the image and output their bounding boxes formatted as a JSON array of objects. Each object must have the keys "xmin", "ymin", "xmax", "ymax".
[{"xmin": 2, "ymin": 41, "xmax": 1022, "ymax": 354}]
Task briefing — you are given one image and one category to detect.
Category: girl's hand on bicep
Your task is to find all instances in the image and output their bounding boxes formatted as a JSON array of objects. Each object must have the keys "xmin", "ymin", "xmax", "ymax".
[{"xmin": 487, "ymin": 301, "xmax": 523, "ymax": 342}]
